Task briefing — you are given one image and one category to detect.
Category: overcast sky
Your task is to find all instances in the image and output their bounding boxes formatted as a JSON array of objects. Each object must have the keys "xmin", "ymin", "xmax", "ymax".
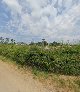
[{"xmin": 0, "ymin": 0, "xmax": 80, "ymax": 43}]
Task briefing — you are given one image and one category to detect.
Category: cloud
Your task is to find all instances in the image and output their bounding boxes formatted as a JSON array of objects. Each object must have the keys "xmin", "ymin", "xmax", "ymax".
[
  {"xmin": 1, "ymin": 0, "xmax": 80, "ymax": 43},
  {"xmin": 2, "ymin": 0, "xmax": 22, "ymax": 14}
]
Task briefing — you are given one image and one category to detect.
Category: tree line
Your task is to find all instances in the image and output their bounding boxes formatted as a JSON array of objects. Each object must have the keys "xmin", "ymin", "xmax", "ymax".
[
  {"xmin": 29, "ymin": 39, "xmax": 61, "ymax": 46},
  {"xmin": 0, "ymin": 37, "xmax": 65, "ymax": 46},
  {"xmin": 0, "ymin": 37, "xmax": 15, "ymax": 44}
]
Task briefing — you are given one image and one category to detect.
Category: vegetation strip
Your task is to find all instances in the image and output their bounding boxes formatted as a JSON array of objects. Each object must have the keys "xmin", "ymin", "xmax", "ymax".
[{"xmin": 0, "ymin": 44, "xmax": 80, "ymax": 76}]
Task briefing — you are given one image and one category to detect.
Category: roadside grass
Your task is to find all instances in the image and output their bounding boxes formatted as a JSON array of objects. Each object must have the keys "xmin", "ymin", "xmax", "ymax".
[
  {"xmin": 32, "ymin": 68, "xmax": 80, "ymax": 92},
  {"xmin": 33, "ymin": 68, "xmax": 80, "ymax": 92},
  {"xmin": 0, "ymin": 56, "xmax": 25, "ymax": 70},
  {"xmin": 74, "ymin": 80, "xmax": 80, "ymax": 87}
]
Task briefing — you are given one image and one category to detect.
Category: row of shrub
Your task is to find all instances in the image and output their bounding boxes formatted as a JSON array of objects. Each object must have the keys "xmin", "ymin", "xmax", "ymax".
[{"xmin": 0, "ymin": 44, "xmax": 80, "ymax": 75}]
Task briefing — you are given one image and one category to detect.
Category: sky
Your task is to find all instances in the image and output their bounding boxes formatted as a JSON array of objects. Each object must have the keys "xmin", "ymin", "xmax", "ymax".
[{"xmin": 0, "ymin": 0, "xmax": 80, "ymax": 43}]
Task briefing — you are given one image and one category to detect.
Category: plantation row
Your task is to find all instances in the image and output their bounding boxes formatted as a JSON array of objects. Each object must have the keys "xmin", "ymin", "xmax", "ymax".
[{"xmin": 0, "ymin": 44, "xmax": 80, "ymax": 75}]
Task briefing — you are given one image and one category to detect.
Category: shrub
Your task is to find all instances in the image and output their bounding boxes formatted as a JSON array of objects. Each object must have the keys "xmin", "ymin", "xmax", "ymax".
[{"xmin": 0, "ymin": 44, "xmax": 80, "ymax": 75}]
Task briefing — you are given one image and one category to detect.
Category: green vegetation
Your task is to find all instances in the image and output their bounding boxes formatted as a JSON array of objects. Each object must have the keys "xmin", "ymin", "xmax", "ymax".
[
  {"xmin": 0, "ymin": 43, "xmax": 80, "ymax": 76},
  {"xmin": 0, "ymin": 43, "xmax": 80, "ymax": 92}
]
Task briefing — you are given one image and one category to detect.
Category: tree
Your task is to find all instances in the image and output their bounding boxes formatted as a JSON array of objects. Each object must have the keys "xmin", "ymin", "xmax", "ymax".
[
  {"xmin": 49, "ymin": 41, "xmax": 60, "ymax": 46},
  {"xmin": 11, "ymin": 39, "xmax": 14, "ymax": 44},
  {"xmin": 5, "ymin": 38, "xmax": 9, "ymax": 44},
  {"xmin": 42, "ymin": 39, "xmax": 45, "ymax": 46},
  {"xmin": 0, "ymin": 37, "xmax": 4, "ymax": 43},
  {"xmin": 0, "ymin": 37, "xmax": 3, "ymax": 43},
  {"xmin": 29, "ymin": 41, "xmax": 35, "ymax": 45},
  {"xmin": 36, "ymin": 42, "xmax": 42, "ymax": 46},
  {"xmin": 42, "ymin": 39, "xmax": 48, "ymax": 46},
  {"xmin": 13, "ymin": 40, "xmax": 15, "ymax": 44}
]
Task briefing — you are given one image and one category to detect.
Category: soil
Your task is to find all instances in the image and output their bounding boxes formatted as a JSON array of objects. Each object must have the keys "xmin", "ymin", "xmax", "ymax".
[{"xmin": 0, "ymin": 60, "xmax": 54, "ymax": 92}]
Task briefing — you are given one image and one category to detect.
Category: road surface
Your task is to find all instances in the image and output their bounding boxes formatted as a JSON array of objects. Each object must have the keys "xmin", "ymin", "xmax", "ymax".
[{"xmin": 0, "ymin": 60, "xmax": 53, "ymax": 92}]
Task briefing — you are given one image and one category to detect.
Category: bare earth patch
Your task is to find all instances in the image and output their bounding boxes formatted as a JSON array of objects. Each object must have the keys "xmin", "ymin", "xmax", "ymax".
[
  {"xmin": 0, "ymin": 60, "xmax": 54, "ymax": 92},
  {"xmin": 0, "ymin": 59, "xmax": 80, "ymax": 92}
]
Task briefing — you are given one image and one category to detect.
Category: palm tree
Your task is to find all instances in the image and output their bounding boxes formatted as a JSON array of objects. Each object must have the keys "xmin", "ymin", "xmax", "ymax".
[{"xmin": 42, "ymin": 39, "xmax": 45, "ymax": 47}]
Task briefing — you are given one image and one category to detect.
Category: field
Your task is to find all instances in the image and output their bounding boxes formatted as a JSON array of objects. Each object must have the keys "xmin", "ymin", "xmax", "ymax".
[
  {"xmin": 0, "ymin": 44, "xmax": 80, "ymax": 92},
  {"xmin": 0, "ymin": 44, "xmax": 80, "ymax": 76}
]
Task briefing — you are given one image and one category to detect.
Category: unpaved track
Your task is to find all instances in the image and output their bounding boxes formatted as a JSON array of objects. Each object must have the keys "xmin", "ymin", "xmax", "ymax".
[{"xmin": 0, "ymin": 60, "xmax": 53, "ymax": 92}]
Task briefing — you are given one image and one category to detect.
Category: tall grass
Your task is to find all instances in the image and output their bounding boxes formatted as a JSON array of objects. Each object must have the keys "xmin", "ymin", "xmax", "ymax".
[{"xmin": 0, "ymin": 44, "xmax": 80, "ymax": 75}]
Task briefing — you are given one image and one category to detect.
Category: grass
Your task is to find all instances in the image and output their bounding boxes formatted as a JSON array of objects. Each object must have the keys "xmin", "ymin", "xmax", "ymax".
[
  {"xmin": 32, "ymin": 67, "xmax": 80, "ymax": 92},
  {"xmin": 74, "ymin": 79, "xmax": 80, "ymax": 87}
]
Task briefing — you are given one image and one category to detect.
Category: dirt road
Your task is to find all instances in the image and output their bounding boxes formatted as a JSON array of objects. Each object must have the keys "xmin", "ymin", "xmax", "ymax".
[{"xmin": 0, "ymin": 60, "xmax": 54, "ymax": 92}]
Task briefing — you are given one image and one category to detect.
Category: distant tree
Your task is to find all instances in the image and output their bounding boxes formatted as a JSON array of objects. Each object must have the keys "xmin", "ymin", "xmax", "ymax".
[
  {"xmin": 29, "ymin": 41, "xmax": 35, "ymax": 45},
  {"xmin": 42, "ymin": 39, "xmax": 45, "ymax": 46},
  {"xmin": 13, "ymin": 40, "xmax": 15, "ymax": 44},
  {"xmin": 5, "ymin": 38, "xmax": 9, "ymax": 44},
  {"xmin": 43, "ymin": 41, "xmax": 48, "ymax": 46},
  {"xmin": 49, "ymin": 41, "xmax": 60, "ymax": 46},
  {"xmin": 11, "ymin": 39, "xmax": 13, "ymax": 43},
  {"xmin": 0, "ymin": 37, "xmax": 3, "ymax": 40},
  {"xmin": 42, "ymin": 39, "xmax": 45, "ymax": 41},
  {"xmin": 0, "ymin": 37, "xmax": 4, "ymax": 43},
  {"xmin": 0, "ymin": 37, "xmax": 3, "ymax": 43},
  {"xmin": 19, "ymin": 42, "xmax": 26, "ymax": 45},
  {"xmin": 11, "ymin": 39, "xmax": 14, "ymax": 44},
  {"xmin": 36, "ymin": 42, "xmax": 42, "ymax": 46},
  {"xmin": 42, "ymin": 39, "xmax": 48, "ymax": 46}
]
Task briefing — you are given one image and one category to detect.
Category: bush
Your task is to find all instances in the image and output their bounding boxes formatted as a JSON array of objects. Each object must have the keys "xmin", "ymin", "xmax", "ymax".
[{"xmin": 0, "ymin": 44, "xmax": 80, "ymax": 75}]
